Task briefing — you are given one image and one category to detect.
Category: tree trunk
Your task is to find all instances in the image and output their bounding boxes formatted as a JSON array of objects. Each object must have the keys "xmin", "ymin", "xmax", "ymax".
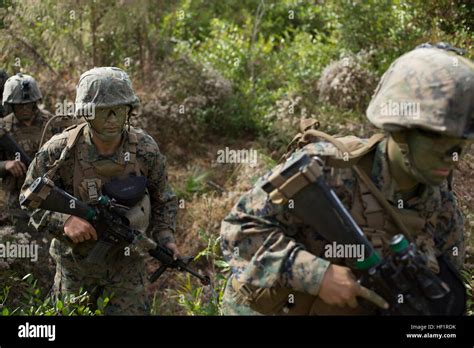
[{"xmin": 90, "ymin": 2, "xmax": 98, "ymax": 66}]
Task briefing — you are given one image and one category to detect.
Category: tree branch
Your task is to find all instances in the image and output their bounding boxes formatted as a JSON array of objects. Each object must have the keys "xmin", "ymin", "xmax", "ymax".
[{"xmin": 5, "ymin": 29, "xmax": 59, "ymax": 78}]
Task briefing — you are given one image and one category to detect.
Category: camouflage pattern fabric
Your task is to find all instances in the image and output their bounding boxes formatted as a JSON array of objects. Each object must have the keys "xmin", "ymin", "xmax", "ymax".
[
  {"xmin": 75, "ymin": 67, "xmax": 140, "ymax": 116},
  {"xmin": 0, "ymin": 109, "xmax": 51, "ymax": 224},
  {"xmin": 220, "ymin": 138, "xmax": 465, "ymax": 315},
  {"xmin": 50, "ymin": 242, "xmax": 149, "ymax": 315},
  {"xmin": 221, "ymin": 277, "xmax": 261, "ymax": 315},
  {"xmin": 367, "ymin": 47, "xmax": 474, "ymax": 139},
  {"xmin": 20, "ymin": 123, "xmax": 178, "ymax": 315},
  {"xmin": 2, "ymin": 73, "xmax": 42, "ymax": 105}
]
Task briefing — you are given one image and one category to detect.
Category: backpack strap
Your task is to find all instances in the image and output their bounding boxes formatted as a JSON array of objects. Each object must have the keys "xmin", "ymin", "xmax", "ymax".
[
  {"xmin": 45, "ymin": 123, "xmax": 87, "ymax": 179},
  {"xmin": 283, "ymin": 119, "xmax": 321, "ymax": 160},
  {"xmin": 302, "ymin": 129, "xmax": 385, "ymax": 168},
  {"xmin": 126, "ymin": 130, "xmax": 138, "ymax": 173},
  {"xmin": 292, "ymin": 126, "xmax": 414, "ymax": 242},
  {"xmin": 352, "ymin": 165, "xmax": 414, "ymax": 242}
]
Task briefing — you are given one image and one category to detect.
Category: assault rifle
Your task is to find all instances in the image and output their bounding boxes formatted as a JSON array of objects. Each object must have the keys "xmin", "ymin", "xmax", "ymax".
[
  {"xmin": 20, "ymin": 176, "xmax": 210, "ymax": 286},
  {"xmin": 260, "ymin": 151, "xmax": 466, "ymax": 315},
  {"xmin": 0, "ymin": 128, "xmax": 32, "ymax": 166}
]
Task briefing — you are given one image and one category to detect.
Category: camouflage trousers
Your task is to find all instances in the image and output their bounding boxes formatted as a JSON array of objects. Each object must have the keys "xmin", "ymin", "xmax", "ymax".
[
  {"xmin": 50, "ymin": 241, "xmax": 150, "ymax": 315},
  {"xmin": 221, "ymin": 275, "xmax": 261, "ymax": 316},
  {"xmin": 0, "ymin": 186, "xmax": 30, "ymax": 226}
]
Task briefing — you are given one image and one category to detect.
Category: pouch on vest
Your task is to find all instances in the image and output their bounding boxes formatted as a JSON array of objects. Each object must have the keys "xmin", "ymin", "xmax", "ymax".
[
  {"xmin": 92, "ymin": 176, "xmax": 151, "ymax": 263},
  {"xmin": 102, "ymin": 175, "xmax": 148, "ymax": 207},
  {"xmin": 102, "ymin": 174, "xmax": 151, "ymax": 237},
  {"xmin": 102, "ymin": 174, "xmax": 151, "ymax": 240}
]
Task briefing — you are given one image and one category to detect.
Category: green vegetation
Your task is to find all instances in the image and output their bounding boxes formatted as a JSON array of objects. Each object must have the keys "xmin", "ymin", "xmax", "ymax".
[
  {"xmin": 0, "ymin": 0, "xmax": 472, "ymax": 316},
  {"xmin": 1, "ymin": 0, "xmax": 472, "ymax": 139},
  {"xmin": 0, "ymin": 274, "xmax": 109, "ymax": 315}
]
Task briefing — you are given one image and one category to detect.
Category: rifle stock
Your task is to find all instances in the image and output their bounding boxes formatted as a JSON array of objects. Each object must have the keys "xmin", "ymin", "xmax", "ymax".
[{"xmin": 0, "ymin": 129, "xmax": 32, "ymax": 167}]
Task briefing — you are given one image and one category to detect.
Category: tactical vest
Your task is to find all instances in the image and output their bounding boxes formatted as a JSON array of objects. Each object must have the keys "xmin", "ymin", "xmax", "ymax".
[
  {"xmin": 48, "ymin": 123, "xmax": 151, "ymax": 259},
  {"xmin": 1, "ymin": 112, "xmax": 46, "ymax": 159},
  {"xmin": 231, "ymin": 120, "xmax": 441, "ymax": 315}
]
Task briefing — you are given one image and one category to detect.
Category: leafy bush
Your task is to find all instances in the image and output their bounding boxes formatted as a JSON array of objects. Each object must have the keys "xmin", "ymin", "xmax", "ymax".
[
  {"xmin": 1, "ymin": 0, "xmax": 472, "ymax": 317},
  {"xmin": 318, "ymin": 51, "xmax": 378, "ymax": 112},
  {"xmin": 173, "ymin": 229, "xmax": 229, "ymax": 316},
  {"xmin": 0, "ymin": 274, "xmax": 109, "ymax": 316}
]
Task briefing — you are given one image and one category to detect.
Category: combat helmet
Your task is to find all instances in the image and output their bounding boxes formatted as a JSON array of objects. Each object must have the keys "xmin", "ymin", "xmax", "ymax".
[
  {"xmin": 2, "ymin": 73, "xmax": 43, "ymax": 106},
  {"xmin": 75, "ymin": 67, "xmax": 139, "ymax": 117},
  {"xmin": 367, "ymin": 43, "xmax": 474, "ymax": 139}
]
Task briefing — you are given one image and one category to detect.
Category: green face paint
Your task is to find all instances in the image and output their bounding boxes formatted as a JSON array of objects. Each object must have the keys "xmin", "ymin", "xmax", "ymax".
[
  {"xmin": 407, "ymin": 129, "xmax": 468, "ymax": 186},
  {"xmin": 89, "ymin": 105, "xmax": 129, "ymax": 141}
]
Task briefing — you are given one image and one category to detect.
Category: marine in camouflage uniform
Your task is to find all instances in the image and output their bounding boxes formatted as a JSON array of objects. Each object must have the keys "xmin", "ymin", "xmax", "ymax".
[
  {"xmin": 0, "ymin": 73, "xmax": 52, "ymax": 226},
  {"xmin": 20, "ymin": 67, "xmax": 178, "ymax": 315},
  {"xmin": 220, "ymin": 44, "xmax": 473, "ymax": 315}
]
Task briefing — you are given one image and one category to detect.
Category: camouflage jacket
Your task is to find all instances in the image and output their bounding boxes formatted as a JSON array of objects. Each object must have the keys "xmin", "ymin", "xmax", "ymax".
[
  {"xmin": 0, "ymin": 109, "xmax": 51, "ymax": 177},
  {"xmin": 20, "ymin": 124, "xmax": 178, "ymax": 251},
  {"xmin": 220, "ymin": 137, "xmax": 465, "ymax": 297},
  {"xmin": 0, "ymin": 110, "xmax": 51, "ymax": 219}
]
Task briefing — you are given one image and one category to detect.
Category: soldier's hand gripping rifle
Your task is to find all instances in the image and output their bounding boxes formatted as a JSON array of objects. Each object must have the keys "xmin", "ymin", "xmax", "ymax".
[
  {"xmin": 20, "ymin": 176, "xmax": 210, "ymax": 286},
  {"xmin": 260, "ymin": 152, "xmax": 466, "ymax": 315},
  {"xmin": 0, "ymin": 128, "xmax": 32, "ymax": 167}
]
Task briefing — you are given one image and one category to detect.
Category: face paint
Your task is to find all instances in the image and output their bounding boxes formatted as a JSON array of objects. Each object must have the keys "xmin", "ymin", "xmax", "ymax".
[
  {"xmin": 12, "ymin": 102, "xmax": 35, "ymax": 122},
  {"xmin": 89, "ymin": 105, "xmax": 129, "ymax": 142},
  {"xmin": 406, "ymin": 129, "xmax": 468, "ymax": 186}
]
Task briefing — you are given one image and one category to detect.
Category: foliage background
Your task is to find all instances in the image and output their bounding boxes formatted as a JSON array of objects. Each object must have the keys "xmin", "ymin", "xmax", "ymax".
[{"xmin": 0, "ymin": 0, "xmax": 472, "ymax": 315}]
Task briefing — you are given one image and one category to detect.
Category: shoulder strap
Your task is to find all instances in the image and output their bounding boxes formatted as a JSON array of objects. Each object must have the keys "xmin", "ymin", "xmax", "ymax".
[
  {"xmin": 299, "ymin": 128, "xmax": 385, "ymax": 168},
  {"xmin": 125, "ymin": 128, "xmax": 138, "ymax": 172},
  {"xmin": 281, "ymin": 118, "xmax": 385, "ymax": 167},
  {"xmin": 294, "ymin": 127, "xmax": 414, "ymax": 242},
  {"xmin": 126, "ymin": 127, "xmax": 151, "ymax": 176},
  {"xmin": 281, "ymin": 119, "xmax": 320, "ymax": 163},
  {"xmin": 352, "ymin": 165, "xmax": 414, "ymax": 242},
  {"xmin": 44, "ymin": 123, "xmax": 87, "ymax": 179}
]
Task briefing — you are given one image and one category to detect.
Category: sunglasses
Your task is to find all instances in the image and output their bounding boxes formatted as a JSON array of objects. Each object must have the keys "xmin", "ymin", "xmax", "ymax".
[{"xmin": 86, "ymin": 105, "xmax": 130, "ymax": 120}]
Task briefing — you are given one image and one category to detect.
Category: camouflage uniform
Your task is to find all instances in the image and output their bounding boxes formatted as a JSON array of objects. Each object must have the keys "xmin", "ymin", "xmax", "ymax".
[
  {"xmin": 220, "ymin": 45, "xmax": 472, "ymax": 315},
  {"xmin": 21, "ymin": 67, "xmax": 177, "ymax": 315},
  {"xmin": 0, "ymin": 73, "xmax": 52, "ymax": 225}
]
